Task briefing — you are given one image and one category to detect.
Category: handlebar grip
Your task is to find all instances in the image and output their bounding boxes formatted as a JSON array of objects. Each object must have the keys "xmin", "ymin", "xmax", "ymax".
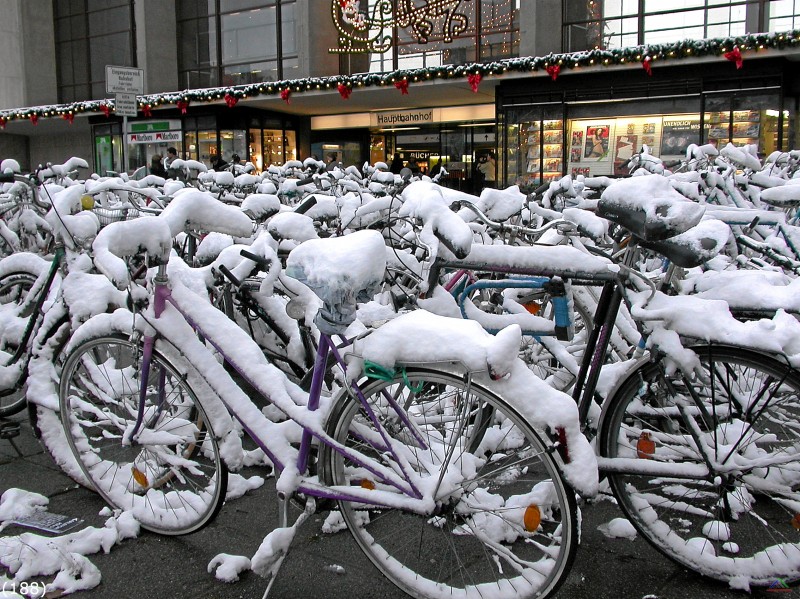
[
  {"xmin": 532, "ymin": 181, "xmax": 551, "ymax": 195},
  {"xmin": 294, "ymin": 176, "xmax": 316, "ymax": 186},
  {"xmin": 0, "ymin": 173, "xmax": 16, "ymax": 183},
  {"xmin": 217, "ymin": 264, "xmax": 242, "ymax": 288},
  {"xmin": 239, "ymin": 249, "xmax": 272, "ymax": 270},
  {"xmin": 294, "ymin": 196, "xmax": 318, "ymax": 215}
]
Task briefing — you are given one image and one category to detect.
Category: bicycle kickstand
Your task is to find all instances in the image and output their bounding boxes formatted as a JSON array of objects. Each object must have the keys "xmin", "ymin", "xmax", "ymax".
[{"xmin": 256, "ymin": 493, "xmax": 316, "ymax": 599}]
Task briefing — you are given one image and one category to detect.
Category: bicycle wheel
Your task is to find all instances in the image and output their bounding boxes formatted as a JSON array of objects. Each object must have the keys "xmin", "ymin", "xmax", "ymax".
[
  {"xmin": 322, "ymin": 368, "xmax": 578, "ymax": 599},
  {"xmin": 59, "ymin": 334, "xmax": 227, "ymax": 535},
  {"xmin": 0, "ymin": 269, "xmax": 40, "ymax": 416},
  {"xmin": 601, "ymin": 345, "xmax": 800, "ymax": 586}
]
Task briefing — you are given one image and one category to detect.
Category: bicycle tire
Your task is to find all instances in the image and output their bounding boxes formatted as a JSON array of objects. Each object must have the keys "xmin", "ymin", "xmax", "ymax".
[
  {"xmin": 0, "ymin": 269, "xmax": 41, "ymax": 416},
  {"xmin": 59, "ymin": 333, "xmax": 227, "ymax": 535},
  {"xmin": 321, "ymin": 367, "xmax": 578, "ymax": 599},
  {"xmin": 600, "ymin": 345, "xmax": 800, "ymax": 586}
]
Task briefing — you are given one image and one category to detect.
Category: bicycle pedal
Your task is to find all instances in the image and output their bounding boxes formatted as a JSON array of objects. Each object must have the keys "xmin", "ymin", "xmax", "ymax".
[{"xmin": 0, "ymin": 420, "xmax": 21, "ymax": 439}]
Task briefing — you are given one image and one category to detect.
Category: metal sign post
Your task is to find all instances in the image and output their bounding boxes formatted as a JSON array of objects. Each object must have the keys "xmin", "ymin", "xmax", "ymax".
[{"xmin": 106, "ymin": 66, "xmax": 144, "ymax": 174}]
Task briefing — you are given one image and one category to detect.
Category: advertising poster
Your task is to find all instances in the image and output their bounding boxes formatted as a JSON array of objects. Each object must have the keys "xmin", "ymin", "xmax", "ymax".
[
  {"xmin": 584, "ymin": 125, "xmax": 610, "ymax": 159},
  {"xmin": 661, "ymin": 119, "xmax": 700, "ymax": 156},
  {"xmin": 613, "ymin": 135, "xmax": 638, "ymax": 175}
]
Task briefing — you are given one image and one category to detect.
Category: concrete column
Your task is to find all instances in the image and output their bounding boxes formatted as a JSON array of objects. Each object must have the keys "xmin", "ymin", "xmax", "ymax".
[
  {"xmin": 745, "ymin": 0, "xmax": 764, "ymax": 33},
  {"xmin": 21, "ymin": 0, "xmax": 57, "ymax": 107},
  {"xmin": 299, "ymin": 0, "xmax": 344, "ymax": 77},
  {"xmin": 135, "ymin": 0, "xmax": 179, "ymax": 93},
  {"xmin": 520, "ymin": 0, "xmax": 563, "ymax": 56},
  {"xmin": 0, "ymin": 1, "xmax": 25, "ymax": 110}
]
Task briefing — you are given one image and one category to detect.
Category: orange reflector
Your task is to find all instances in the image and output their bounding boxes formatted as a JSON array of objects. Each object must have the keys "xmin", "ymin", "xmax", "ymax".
[
  {"xmin": 523, "ymin": 505, "xmax": 542, "ymax": 532},
  {"xmin": 360, "ymin": 480, "xmax": 375, "ymax": 490},
  {"xmin": 523, "ymin": 302, "xmax": 541, "ymax": 315},
  {"xmin": 792, "ymin": 514, "xmax": 800, "ymax": 530},
  {"xmin": 637, "ymin": 431, "xmax": 655, "ymax": 459},
  {"xmin": 132, "ymin": 466, "xmax": 148, "ymax": 487}
]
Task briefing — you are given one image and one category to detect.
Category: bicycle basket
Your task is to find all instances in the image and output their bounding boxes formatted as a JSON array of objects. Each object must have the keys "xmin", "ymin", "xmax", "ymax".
[{"xmin": 93, "ymin": 205, "xmax": 141, "ymax": 227}]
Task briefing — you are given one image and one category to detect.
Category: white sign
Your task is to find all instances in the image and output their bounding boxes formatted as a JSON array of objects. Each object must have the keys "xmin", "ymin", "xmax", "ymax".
[
  {"xmin": 127, "ymin": 131, "xmax": 183, "ymax": 144},
  {"xmin": 371, "ymin": 108, "xmax": 441, "ymax": 128},
  {"xmin": 106, "ymin": 65, "xmax": 144, "ymax": 94},
  {"xmin": 115, "ymin": 93, "xmax": 138, "ymax": 117}
]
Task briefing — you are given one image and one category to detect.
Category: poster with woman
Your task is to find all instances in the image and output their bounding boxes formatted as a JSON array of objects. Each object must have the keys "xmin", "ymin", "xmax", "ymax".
[{"xmin": 584, "ymin": 125, "xmax": 610, "ymax": 159}]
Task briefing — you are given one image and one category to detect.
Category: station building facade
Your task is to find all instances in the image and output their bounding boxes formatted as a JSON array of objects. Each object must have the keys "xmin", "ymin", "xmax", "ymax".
[{"xmin": 0, "ymin": 1, "xmax": 798, "ymax": 191}]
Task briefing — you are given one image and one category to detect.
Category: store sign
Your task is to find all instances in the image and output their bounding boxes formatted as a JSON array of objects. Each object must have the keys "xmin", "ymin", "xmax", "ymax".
[
  {"xmin": 114, "ymin": 93, "xmax": 138, "ymax": 117},
  {"xmin": 372, "ymin": 109, "xmax": 440, "ymax": 128},
  {"xmin": 129, "ymin": 120, "xmax": 182, "ymax": 133},
  {"xmin": 106, "ymin": 65, "xmax": 144, "ymax": 94},
  {"xmin": 127, "ymin": 131, "xmax": 183, "ymax": 144},
  {"xmin": 396, "ymin": 133, "xmax": 440, "ymax": 144}
]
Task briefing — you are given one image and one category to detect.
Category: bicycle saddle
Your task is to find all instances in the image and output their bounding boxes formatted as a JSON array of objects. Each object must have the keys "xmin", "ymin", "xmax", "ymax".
[
  {"xmin": 598, "ymin": 175, "xmax": 705, "ymax": 241},
  {"xmin": 285, "ymin": 230, "xmax": 386, "ymax": 334}
]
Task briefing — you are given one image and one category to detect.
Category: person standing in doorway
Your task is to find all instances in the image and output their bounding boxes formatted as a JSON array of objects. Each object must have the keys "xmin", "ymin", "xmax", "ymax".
[
  {"xmin": 164, "ymin": 147, "xmax": 180, "ymax": 179},
  {"xmin": 477, "ymin": 152, "xmax": 497, "ymax": 188},
  {"xmin": 389, "ymin": 153, "xmax": 404, "ymax": 174},
  {"xmin": 149, "ymin": 154, "xmax": 167, "ymax": 178}
]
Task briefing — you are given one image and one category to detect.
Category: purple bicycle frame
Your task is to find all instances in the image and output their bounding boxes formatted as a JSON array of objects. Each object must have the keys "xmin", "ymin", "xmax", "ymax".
[{"xmin": 129, "ymin": 272, "xmax": 427, "ymax": 506}]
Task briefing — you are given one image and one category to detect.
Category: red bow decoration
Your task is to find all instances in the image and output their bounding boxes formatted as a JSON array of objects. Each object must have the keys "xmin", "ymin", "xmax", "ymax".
[
  {"xmin": 62, "ymin": 112, "xmax": 74, "ymax": 124},
  {"xmin": 176, "ymin": 100, "xmax": 189, "ymax": 114},
  {"xmin": 394, "ymin": 79, "xmax": 409, "ymax": 95},
  {"xmin": 280, "ymin": 88, "xmax": 291, "ymax": 104},
  {"xmin": 142, "ymin": 104, "xmax": 152, "ymax": 117},
  {"xmin": 337, "ymin": 83, "xmax": 352, "ymax": 99},
  {"xmin": 100, "ymin": 103, "xmax": 111, "ymax": 118},
  {"xmin": 468, "ymin": 73, "xmax": 482, "ymax": 93},
  {"xmin": 224, "ymin": 93, "xmax": 238, "ymax": 108},
  {"xmin": 29, "ymin": 113, "xmax": 38, "ymax": 126},
  {"xmin": 546, "ymin": 64, "xmax": 561, "ymax": 81},
  {"xmin": 724, "ymin": 46, "xmax": 743, "ymax": 69},
  {"xmin": 0, "ymin": 118, "xmax": 6, "ymax": 129},
  {"xmin": 642, "ymin": 55, "xmax": 653, "ymax": 76}
]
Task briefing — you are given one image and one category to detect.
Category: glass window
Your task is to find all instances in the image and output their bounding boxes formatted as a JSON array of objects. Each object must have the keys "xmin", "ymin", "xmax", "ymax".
[
  {"xmin": 368, "ymin": 1, "xmax": 518, "ymax": 72},
  {"xmin": 178, "ymin": 0, "xmax": 296, "ymax": 85},
  {"xmin": 55, "ymin": 1, "xmax": 134, "ymax": 103},
  {"xmin": 221, "ymin": 8, "xmax": 277, "ymax": 63},
  {"xmin": 564, "ymin": 1, "xmax": 784, "ymax": 52}
]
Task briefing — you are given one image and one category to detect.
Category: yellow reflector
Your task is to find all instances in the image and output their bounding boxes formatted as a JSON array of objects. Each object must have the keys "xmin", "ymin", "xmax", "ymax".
[
  {"xmin": 523, "ymin": 505, "xmax": 541, "ymax": 532},
  {"xmin": 132, "ymin": 466, "xmax": 148, "ymax": 487},
  {"xmin": 360, "ymin": 480, "xmax": 375, "ymax": 490},
  {"xmin": 80, "ymin": 194, "xmax": 95, "ymax": 210},
  {"xmin": 792, "ymin": 514, "xmax": 800, "ymax": 530},
  {"xmin": 637, "ymin": 431, "xmax": 655, "ymax": 459}
]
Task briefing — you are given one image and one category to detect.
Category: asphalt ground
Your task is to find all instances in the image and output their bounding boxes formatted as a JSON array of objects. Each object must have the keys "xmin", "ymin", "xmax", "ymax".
[{"xmin": 0, "ymin": 411, "xmax": 791, "ymax": 599}]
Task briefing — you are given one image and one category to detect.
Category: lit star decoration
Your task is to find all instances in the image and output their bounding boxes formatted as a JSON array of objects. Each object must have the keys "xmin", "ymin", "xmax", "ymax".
[
  {"xmin": 724, "ymin": 46, "xmax": 743, "ymax": 68},
  {"xmin": 0, "ymin": 30, "xmax": 796, "ymax": 125}
]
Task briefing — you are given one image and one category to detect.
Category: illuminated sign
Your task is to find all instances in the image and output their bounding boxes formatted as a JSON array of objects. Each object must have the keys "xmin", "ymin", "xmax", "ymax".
[{"xmin": 330, "ymin": 0, "xmax": 472, "ymax": 54}]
